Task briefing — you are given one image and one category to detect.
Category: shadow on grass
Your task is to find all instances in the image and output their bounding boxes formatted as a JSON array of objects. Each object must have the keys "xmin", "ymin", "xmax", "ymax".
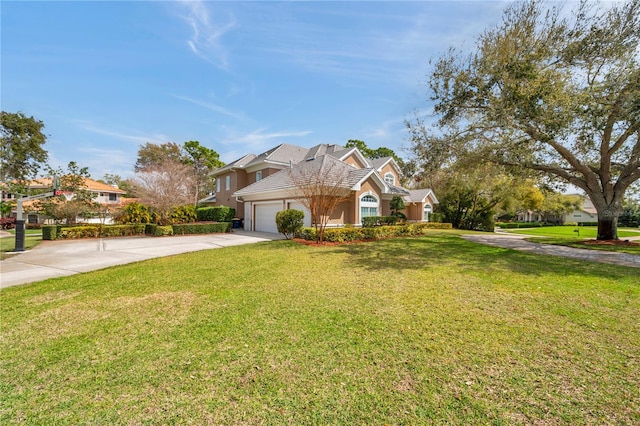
[{"xmin": 328, "ymin": 232, "xmax": 632, "ymax": 279}]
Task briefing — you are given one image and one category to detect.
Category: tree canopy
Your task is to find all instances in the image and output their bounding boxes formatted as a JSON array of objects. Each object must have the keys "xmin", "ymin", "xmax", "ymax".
[
  {"xmin": 409, "ymin": 0, "xmax": 639, "ymax": 239},
  {"xmin": 0, "ymin": 111, "xmax": 48, "ymax": 188}
]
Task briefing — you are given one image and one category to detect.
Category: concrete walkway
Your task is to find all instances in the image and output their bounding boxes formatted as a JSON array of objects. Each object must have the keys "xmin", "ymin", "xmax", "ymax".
[
  {"xmin": 0, "ymin": 231, "xmax": 282, "ymax": 289},
  {"xmin": 462, "ymin": 232, "xmax": 640, "ymax": 268}
]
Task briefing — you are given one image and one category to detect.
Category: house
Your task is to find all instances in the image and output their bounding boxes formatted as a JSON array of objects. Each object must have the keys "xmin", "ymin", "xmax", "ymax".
[
  {"xmin": 564, "ymin": 197, "xmax": 598, "ymax": 223},
  {"xmin": 210, "ymin": 143, "xmax": 438, "ymax": 233},
  {"xmin": 2, "ymin": 177, "xmax": 127, "ymax": 225}
]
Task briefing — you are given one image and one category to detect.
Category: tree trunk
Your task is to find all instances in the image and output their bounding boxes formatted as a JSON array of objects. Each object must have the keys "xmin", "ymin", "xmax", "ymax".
[
  {"xmin": 597, "ymin": 215, "xmax": 618, "ymax": 240},
  {"xmin": 588, "ymin": 192, "xmax": 622, "ymax": 241}
]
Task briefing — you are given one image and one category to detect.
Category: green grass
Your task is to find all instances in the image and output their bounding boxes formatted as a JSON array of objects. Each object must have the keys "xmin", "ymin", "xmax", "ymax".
[
  {"xmin": 0, "ymin": 229, "xmax": 42, "ymax": 260},
  {"xmin": 505, "ymin": 225, "xmax": 639, "ymax": 238},
  {"xmin": 531, "ymin": 237, "xmax": 640, "ymax": 255},
  {"xmin": 1, "ymin": 231, "xmax": 639, "ymax": 424},
  {"xmin": 503, "ymin": 226, "xmax": 640, "ymax": 255}
]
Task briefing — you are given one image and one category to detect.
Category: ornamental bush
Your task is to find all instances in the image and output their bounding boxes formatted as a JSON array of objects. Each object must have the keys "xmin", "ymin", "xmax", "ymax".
[
  {"xmin": 196, "ymin": 206, "xmax": 235, "ymax": 222},
  {"xmin": 42, "ymin": 225, "xmax": 58, "ymax": 240},
  {"xmin": 172, "ymin": 222, "xmax": 232, "ymax": 235},
  {"xmin": 276, "ymin": 209, "xmax": 305, "ymax": 239}
]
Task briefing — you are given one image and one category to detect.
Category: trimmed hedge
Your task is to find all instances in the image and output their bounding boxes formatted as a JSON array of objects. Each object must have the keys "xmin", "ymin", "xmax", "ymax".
[
  {"xmin": 42, "ymin": 225, "xmax": 58, "ymax": 240},
  {"xmin": 60, "ymin": 226, "xmax": 101, "ymax": 239},
  {"xmin": 56, "ymin": 224, "xmax": 147, "ymax": 239},
  {"xmin": 196, "ymin": 206, "xmax": 235, "ymax": 222},
  {"xmin": 296, "ymin": 222, "xmax": 453, "ymax": 242},
  {"xmin": 496, "ymin": 222, "xmax": 544, "ymax": 229},
  {"xmin": 172, "ymin": 222, "xmax": 232, "ymax": 235},
  {"xmin": 145, "ymin": 224, "xmax": 174, "ymax": 236}
]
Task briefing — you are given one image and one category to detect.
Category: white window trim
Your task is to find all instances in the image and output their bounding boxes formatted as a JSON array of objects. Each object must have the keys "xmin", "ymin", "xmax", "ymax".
[
  {"xmin": 384, "ymin": 172, "xmax": 395, "ymax": 186},
  {"xmin": 256, "ymin": 170, "xmax": 263, "ymax": 181},
  {"xmin": 216, "ymin": 179, "xmax": 221, "ymax": 193},
  {"xmin": 225, "ymin": 175, "xmax": 231, "ymax": 191},
  {"xmin": 359, "ymin": 192, "xmax": 379, "ymax": 222}
]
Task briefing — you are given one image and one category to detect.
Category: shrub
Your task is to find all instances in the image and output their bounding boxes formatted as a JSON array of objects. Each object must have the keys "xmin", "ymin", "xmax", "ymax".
[
  {"xmin": 196, "ymin": 206, "xmax": 235, "ymax": 222},
  {"xmin": 362, "ymin": 216, "xmax": 399, "ymax": 227},
  {"xmin": 99, "ymin": 224, "xmax": 146, "ymax": 237},
  {"xmin": 0, "ymin": 217, "xmax": 16, "ymax": 230},
  {"xmin": 276, "ymin": 209, "xmax": 305, "ymax": 239},
  {"xmin": 564, "ymin": 222, "xmax": 578, "ymax": 227},
  {"xmin": 296, "ymin": 222, "xmax": 453, "ymax": 242},
  {"xmin": 172, "ymin": 222, "xmax": 232, "ymax": 235},
  {"xmin": 59, "ymin": 226, "xmax": 101, "ymax": 239},
  {"xmin": 170, "ymin": 205, "xmax": 197, "ymax": 224},
  {"xmin": 145, "ymin": 224, "xmax": 173, "ymax": 236},
  {"xmin": 42, "ymin": 225, "xmax": 58, "ymax": 240}
]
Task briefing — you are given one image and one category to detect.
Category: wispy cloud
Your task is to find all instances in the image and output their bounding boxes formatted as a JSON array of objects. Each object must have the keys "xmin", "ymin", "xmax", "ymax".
[
  {"xmin": 172, "ymin": 94, "xmax": 242, "ymax": 119},
  {"xmin": 78, "ymin": 122, "xmax": 169, "ymax": 145},
  {"xmin": 178, "ymin": 0, "xmax": 236, "ymax": 69}
]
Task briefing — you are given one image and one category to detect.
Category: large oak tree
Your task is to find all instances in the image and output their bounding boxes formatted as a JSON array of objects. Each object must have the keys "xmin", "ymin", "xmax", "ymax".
[{"xmin": 411, "ymin": 0, "xmax": 639, "ymax": 240}]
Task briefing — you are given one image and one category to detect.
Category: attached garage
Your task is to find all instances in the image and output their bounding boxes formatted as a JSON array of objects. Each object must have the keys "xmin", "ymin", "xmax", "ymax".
[
  {"xmin": 288, "ymin": 202, "xmax": 312, "ymax": 227},
  {"xmin": 254, "ymin": 202, "xmax": 283, "ymax": 233}
]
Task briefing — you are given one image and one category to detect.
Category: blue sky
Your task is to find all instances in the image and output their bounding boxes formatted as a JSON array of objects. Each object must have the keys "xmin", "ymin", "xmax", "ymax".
[{"xmin": 2, "ymin": 0, "xmax": 510, "ymax": 180}]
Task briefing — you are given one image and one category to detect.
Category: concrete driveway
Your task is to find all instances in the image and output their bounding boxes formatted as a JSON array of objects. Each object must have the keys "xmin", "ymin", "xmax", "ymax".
[{"xmin": 0, "ymin": 231, "xmax": 282, "ymax": 289}]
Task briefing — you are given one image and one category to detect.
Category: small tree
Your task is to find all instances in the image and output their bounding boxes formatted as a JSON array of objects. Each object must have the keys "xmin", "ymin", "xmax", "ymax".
[
  {"xmin": 37, "ymin": 162, "xmax": 98, "ymax": 224},
  {"xmin": 390, "ymin": 196, "xmax": 406, "ymax": 219},
  {"xmin": 289, "ymin": 156, "xmax": 352, "ymax": 243},
  {"xmin": 276, "ymin": 209, "xmax": 304, "ymax": 239},
  {"xmin": 131, "ymin": 160, "xmax": 194, "ymax": 225}
]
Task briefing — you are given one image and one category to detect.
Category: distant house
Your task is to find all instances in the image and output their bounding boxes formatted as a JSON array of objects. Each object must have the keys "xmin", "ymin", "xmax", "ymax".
[
  {"xmin": 210, "ymin": 143, "xmax": 438, "ymax": 233},
  {"xmin": 1, "ymin": 177, "xmax": 127, "ymax": 225},
  {"xmin": 564, "ymin": 197, "xmax": 598, "ymax": 223},
  {"xmin": 515, "ymin": 195, "xmax": 598, "ymax": 224}
]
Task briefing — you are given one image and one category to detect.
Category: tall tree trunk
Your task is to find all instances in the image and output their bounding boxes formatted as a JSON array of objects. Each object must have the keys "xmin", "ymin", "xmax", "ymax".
[{"xmin": 588, "ymin": 191, "xmax": 622, "ymax": 241}]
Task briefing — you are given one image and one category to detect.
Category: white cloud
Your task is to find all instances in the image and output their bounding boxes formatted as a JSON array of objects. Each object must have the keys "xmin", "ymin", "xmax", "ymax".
[
  {"xmin": 78, "ymin": 122, "xmax": 169, "ymax": 146},
  {"xmin": 178, "ymin": 0, "xmax": 236, "ymax": 69},
  {"xmin": 172, "ymin": 94, "xmax": 242, "ymax": 120}
]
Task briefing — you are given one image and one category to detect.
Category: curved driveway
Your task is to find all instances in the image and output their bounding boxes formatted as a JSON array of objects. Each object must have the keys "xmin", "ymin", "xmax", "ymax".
[
  {"xmin": 0, "ymin": 231, "xmax": 281, "ymax": 289},
  {"xmin": 462, "ymin": 233, "xmax": 640, "ymax": 268}
]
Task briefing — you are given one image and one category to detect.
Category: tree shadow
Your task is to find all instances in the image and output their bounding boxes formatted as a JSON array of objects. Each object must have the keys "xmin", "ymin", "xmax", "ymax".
[{"xmin": 328, "ymin": 233, "xmax": 634, "ymax": 281}]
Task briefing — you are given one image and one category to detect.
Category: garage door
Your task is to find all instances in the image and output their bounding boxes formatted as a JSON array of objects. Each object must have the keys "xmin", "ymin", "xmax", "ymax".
[
  {"xmin": 254, "ymin": 203, "xmax": 283, "ymax": 233},
  {"xmin": 288, "ymin": 202, "xmax": 312, "ymax": 227}
]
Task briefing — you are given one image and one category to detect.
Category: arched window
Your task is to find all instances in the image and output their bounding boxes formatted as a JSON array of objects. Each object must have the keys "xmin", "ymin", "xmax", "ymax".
[
  {"xmin": 384, "ymin": 173, "xmax": 395, "ymax": 186},
  {"xmin": 423, "ymin": 203, "xmax": 433, "ymax": 221},
  {"xmin": 360, "ymin": 194, "xmax": 379, "ymax": 218}
]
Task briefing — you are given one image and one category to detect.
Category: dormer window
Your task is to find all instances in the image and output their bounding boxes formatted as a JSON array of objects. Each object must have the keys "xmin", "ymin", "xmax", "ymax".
[
  {"xmin": 384, "ymin": 173, "xmax": 395, "ymax": 186},
  {"xmin": 256, "ymin": 170, "xmax": 263, "ymax": 181}
]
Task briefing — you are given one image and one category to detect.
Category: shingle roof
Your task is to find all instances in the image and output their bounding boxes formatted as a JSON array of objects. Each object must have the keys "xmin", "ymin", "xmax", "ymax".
[
  {"xmin": 29, "ymin": 177, "xmax": 126, "ymax": 194},
  {"xmin": 234, "ymin": 154, "xmax": 373, "ymax": 197},
  {"xmin": 371, "ymin": 156, "xmax": 393, "ymax": 170},
  {"xmin": 244, "ymin": 143, "xmax": 309, "ymax": 168},
  {"xmin": 405, "ymin": 188, "xmax": 438, "ymax": 204}
]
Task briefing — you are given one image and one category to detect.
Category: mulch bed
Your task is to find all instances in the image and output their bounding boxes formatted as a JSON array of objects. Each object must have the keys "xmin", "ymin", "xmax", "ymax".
[{"xmin": 581, "ymin": 239, "xmax": 640, "ymax": 246}]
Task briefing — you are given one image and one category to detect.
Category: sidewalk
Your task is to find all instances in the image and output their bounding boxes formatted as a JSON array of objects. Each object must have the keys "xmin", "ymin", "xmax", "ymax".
[
  {"xmin": 0, "ymin": 231, "xmax": 282, "ymax": 289},
  {"xmin": 462, "ymin": 233, "xmax": 640, "ymax": 268}
]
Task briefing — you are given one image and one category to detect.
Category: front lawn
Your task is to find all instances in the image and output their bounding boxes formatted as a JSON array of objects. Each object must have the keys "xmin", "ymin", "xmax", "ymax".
[
  {"xmin": 0, "ymin": 229, "xmax": 43, "ymax": 260},
  {"xmin": 503, "ymin": 226, "xmax": 640, "ymax": 255},
  {"xmin": 504, "ymin": 225, "xmax": 639, "ymax": 238},
  {"xmin": 1, "ymin": 231, "xmax": 638, "ymax": 424}
]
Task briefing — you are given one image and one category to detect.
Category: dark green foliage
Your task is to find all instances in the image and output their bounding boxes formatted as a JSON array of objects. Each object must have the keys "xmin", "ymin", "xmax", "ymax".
[
  {"xmin": 98, "ymin": 224, "xmax": 146, "ymax": 237},
  {"xmin": 195, "ymin": 206, "xmax": 235, "ymax": 222},
  {"xmin": 170, "ymin": 204, "xmax": 197, "ymax": 224},
  {"xmin": 276, "ymin": 209, "xmax": 305, "ymax": 239},
  {"xmin": 0, "ymin": 111, "xmax": 48, "ymax": 184},
  {"xmin": 172, "ymin": 222, "xmax": 232, "ymax": 235},
  {"xmin": 41, "ymin": 225, "xmax": 57, "ymax": 240}
]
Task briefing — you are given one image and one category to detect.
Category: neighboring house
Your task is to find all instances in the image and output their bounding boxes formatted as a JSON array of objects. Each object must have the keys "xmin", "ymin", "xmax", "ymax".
[
  {"xmin": 515, "ymin": 195, "xmax": 598, "ymax": 224},
  {"xmin": 564, "ymin": 197, "xmax": 598, "ymax": 223},
  {"xmin": 1, "ymin": 177, "xmax": 127, "ymax": 225},
  {"xmin": 210, "ymin": 143, "xmax": 438, "ymax": 233}
]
